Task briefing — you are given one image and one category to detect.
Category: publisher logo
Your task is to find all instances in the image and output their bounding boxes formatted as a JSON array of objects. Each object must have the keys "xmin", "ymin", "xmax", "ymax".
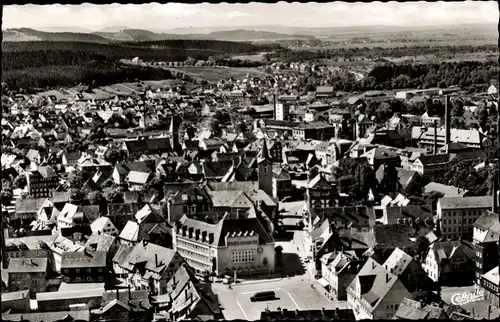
[{"xmin": 451, "ymin": 290, "xmax": 485, "ymax": 306}]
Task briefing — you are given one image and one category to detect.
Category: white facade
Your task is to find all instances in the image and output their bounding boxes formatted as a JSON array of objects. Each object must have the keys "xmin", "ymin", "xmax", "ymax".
[{"xmin": 275, "ymin": 103, "xmax": 288, "ymax": 121}]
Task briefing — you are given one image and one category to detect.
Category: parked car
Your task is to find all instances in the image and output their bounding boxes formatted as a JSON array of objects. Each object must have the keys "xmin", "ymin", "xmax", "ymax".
[{"xmin": 250, "ymin": 291, "xmax": 276, "ymax": 302}]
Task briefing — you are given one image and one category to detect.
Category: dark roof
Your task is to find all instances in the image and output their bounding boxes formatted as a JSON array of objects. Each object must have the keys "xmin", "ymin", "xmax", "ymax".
[
  {"xmin": 177, "ymin": 215, "xmax": 273, "ymax": 247},
  {"xmin": 61, "ymin": 250, "xmax": 106, "ymax": 269},
  {"xmin": 261, "ymin": 308, "xmax": 355, "ymax": 321},
  {"xmin": 373, "ymin": 224, "xmax": 412, "ymax": 249},
  {"xmin": 124, "ymin": 138, "xmax": 171, "ymax": 154}
]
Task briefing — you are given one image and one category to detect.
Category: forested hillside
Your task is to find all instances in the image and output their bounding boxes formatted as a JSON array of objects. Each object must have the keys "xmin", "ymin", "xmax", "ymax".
[
  {"xmin": 2, "ymin": 61, "xmax": 175, "ymax": 89},
  {"xmin": 2, "ymin": 40, "xmax": 273, "ymax": 71},
  {"xmin": 266, "ymin": 44, "xmax": 498, "ymax": 61}
]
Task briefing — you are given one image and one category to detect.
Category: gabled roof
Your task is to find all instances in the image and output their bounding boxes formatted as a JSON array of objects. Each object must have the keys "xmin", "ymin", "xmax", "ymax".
[
  {"xmin": 126, "ymin": 171, "xmax": 151, "ymax": 185},
  {"xmin": 121, "ymin": 241, "xmax": 179, "ymax": 277},
  {"xmin": 348, "ymin": 257, "xmax": 400, "ymax": 311},
  {"xmin": 119, "ymin": 221, "xmax": 139, "ymax": 242}
]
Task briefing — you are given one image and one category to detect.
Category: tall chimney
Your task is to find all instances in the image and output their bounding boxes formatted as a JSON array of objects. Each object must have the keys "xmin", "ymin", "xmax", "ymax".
[
  {"xmin": 273, "ymin": 93, "xmax": 277, "ymax": 120},
  {"xmin": 155, "ymin": 253, "xmax": 159, "ymax": 267},
  {"xmin": 433, "ymin": 120, "xmax": 438, "ymax": 155},
  {"xmin": 445, "ymin": 95, "xmax": 451, "ymax": 145},
  {"xmin": 493, "ymin": 177, "xmax": 498, "ymax": 214}
]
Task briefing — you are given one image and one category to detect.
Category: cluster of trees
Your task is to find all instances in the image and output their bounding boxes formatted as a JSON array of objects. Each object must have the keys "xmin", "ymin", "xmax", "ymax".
[
  {"xmin": 2, "ymin": 40, "xmax": 272, "ymax": 71},
  {"xmin": 296, "ymin": 61, "xmax": 497, "ymax": 93},
  {"xmin": 265, "ymin": 44, "xmax": 498, "ymax": 62},
  {"xmin": 436, "ymin": 160, "xmax": 496, "ymax": 196},
  {"xmin": 121, "ymin": 39, "xmax": 277, "ymax": 53},
  {"xmin": 366, "ymin": 61, "xmax": 498, "ymax": 89},
  {"xmin": 2, "ymin": 61, "xmax": 175, "ymax": 90}
]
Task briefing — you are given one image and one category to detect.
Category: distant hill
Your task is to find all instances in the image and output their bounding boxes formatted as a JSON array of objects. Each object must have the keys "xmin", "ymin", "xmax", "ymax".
[
  {"xmin": 206, "ymin": 30, "xmax": 316, "ymax": 41},
  {"xmin": 97, "ymin": 26, "xmax": 132, "ymax": 33},
  {"xmin": 3, "ymin": 28, "xmax": 110, "ymax": 43},
  {"xmin": 93, "ymin": 28, "xmax": 316, "ymax": 42}
]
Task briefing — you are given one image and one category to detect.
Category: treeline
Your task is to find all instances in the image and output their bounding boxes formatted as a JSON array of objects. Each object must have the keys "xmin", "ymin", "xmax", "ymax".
[
  {"xmin": 120, "ymin": 39, "xmax": 279, "ymax": 53},
  {"xmin": 2, "ymin": 61, "xmax": 175, "ymax": 89},
  {"xmin": 366, "ymin": 61, "xmax": 498, "ymax": 89},
  {"xmin": 266, "ymin": 44, "xmax": 498, "ymax": 61},
  {"xmin": 2, "ymin": 40, "xmax": 273, "ymax": 71},
  {"xmin": 299, "ymin": 61, "xmax": 498, "ymax": 92}
]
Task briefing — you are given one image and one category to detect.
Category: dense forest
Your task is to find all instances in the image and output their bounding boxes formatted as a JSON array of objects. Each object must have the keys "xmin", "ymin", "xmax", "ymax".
[
  {"xmin": 265, "ymin": 44, "xmax": 498, "ymax": 61},
  {"xmin": 2, "ymin": 61, "xmax": 175, "ymax": 89},
  {"xmin": 2, "ymin": 40, "xmax": 275, "ymax": 71},
  {"xmin": 298, "ymin": 61, "xmax": 498, "ymax": 92}
]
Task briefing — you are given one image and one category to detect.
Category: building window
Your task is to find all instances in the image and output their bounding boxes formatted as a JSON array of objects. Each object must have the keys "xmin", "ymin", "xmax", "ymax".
[{"xmin": 76, "ymin": 269, "xmax": 80, "ymax": 273}]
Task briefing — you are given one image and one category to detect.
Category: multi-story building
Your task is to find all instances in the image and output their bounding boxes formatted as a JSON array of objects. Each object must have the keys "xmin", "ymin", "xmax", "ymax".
[
  {"xmin": 347, "ymin": 257, "xmax": 412, "ymax": 320},
  {"xmin": 4, "ymin": 239, "xmax": 52, "ymax": 269},
  {"xmin": 421, "ymin": 241, "xmax": 475, "ymax": 286},
  {"xmin": 479, "ymin": 266, "xmax": 500, "ymax": 308},
  {"xmin": 472, "ymin": 211, "xmax": 500, "ymax": 292},
  {"xmin": 347, "ymin": 249, "xmax": 437, "ymax": 320},
  {"xmin": 437, "ymin": 196, "xmax": 493, "ymax": 240},
  {"xmin": 292, "ymin": 122, "xmax": 336, "ymax": 141},
  {"xmin": 61, "ymin": 250, "xmax": 107, "ymax": 284},
  {"xmin": 275, "ymin": 103, "xmax": 289, "ymax": 121},
  {"xmin": 173, "ymin": 214, "xmax": 275, "ymax": 276},
  {"xmin": 8, "ymin": 258, "xmax": 49, "ymax": 294},
  {"xmin": 26, "ymin": 166, "xmax": 59, "ymax": 198},
  {"xmin": 319, "ymin": 251, "xmax": 364, "ymax": 300}
]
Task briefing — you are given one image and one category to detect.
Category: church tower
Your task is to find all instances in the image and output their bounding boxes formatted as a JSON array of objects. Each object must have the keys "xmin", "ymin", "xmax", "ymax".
[
  {"xmin": 258, "ymin": 139, "xmax": 273, "ymax": 197},
  {"xmin": 169, "ymin": 115, "xmax": 182, "ymax": 155}
]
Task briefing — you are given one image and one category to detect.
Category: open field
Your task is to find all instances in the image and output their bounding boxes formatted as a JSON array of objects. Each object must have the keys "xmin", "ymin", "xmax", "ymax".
[
  {"xmin": 168, "ymin": 66, "xmax": 267, "ymax": 82},
  {"xmin": 32, "ymin": 79, "xmax": 197, "ymax": 102},
  {"xmin": 231, "ymin": 53, "xmax": 268, "ymax": 62}
]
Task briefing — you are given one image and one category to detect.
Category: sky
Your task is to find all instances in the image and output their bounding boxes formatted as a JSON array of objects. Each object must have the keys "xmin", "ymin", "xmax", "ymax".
[{"xmin": 3, "ymin": 2, "xmax": 498, "ymax": 31}]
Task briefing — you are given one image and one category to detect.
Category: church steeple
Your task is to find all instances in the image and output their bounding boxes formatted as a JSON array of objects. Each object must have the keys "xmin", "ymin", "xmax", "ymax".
[{"xmin": 257, "ymin": 139, "xmax": 271, "ymax": 163}]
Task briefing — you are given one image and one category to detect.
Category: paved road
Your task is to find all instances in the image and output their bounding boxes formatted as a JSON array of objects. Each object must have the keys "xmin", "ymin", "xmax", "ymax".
[{"xmin": 213, "ymin": 276, "xmax": 347, "ymax": 321}]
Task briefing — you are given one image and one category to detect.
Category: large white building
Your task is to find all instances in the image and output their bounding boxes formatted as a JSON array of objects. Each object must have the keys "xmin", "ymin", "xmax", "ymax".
[
  {"xmin": 436, "ymin": 196, "xmax": 493, "ymax": 240},
  {"xmin": 173, "ymin": 214, "xmax": 275, "ymax": 276}
]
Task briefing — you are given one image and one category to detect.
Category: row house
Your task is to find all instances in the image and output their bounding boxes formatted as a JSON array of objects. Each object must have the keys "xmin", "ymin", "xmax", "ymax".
[{"xmin": 173, "ymin": 214, "xmax": 275, "ymax": 276}]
